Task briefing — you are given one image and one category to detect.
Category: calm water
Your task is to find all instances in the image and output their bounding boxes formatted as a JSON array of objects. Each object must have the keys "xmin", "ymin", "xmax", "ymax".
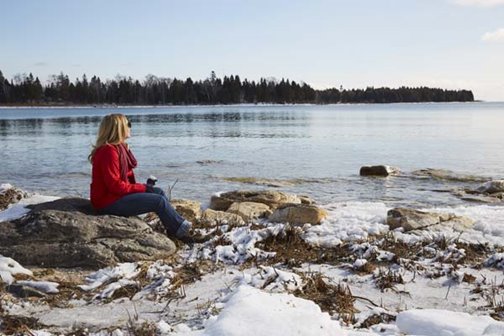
[{"xmin": 1, "ymin": 103, "xmax": 503, "ymax": 207}]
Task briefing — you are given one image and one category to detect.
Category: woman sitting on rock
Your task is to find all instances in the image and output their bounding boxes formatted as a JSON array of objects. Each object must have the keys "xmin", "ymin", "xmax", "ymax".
[{"xmin": 88, "ymin": 113, "xmax": 197, "ymax": 243}]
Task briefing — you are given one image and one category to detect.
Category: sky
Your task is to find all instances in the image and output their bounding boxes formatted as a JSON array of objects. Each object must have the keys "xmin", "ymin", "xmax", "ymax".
[{"xmin": 0, "ymin": 0, "xmax": 503, "ymax": 101}]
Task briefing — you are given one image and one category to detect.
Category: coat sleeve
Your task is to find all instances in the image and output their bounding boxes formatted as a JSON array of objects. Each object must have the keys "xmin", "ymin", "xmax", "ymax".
[{"xmin": 98, "ymin": 145, "xmax": 146, "ymax": 195}]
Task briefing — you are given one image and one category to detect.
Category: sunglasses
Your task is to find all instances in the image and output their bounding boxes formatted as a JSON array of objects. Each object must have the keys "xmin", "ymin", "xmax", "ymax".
[{"xmin": 127, "ymin": 120, "xmax": 132, "ymax": 128}]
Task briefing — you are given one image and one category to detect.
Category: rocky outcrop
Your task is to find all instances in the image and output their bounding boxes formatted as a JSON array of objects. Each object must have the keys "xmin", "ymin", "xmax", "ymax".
[
  {"xmin": 360, "ymin": 166, "xmax": 399, "ymax": 177},
  {"xmin": 0, "ymin": 198, "xmax": 176, "ymax": 269},
  {"xmin": 170, "ymin": 199, "xmax": 202, "ymax": 223},
  {"xmin": 451, "ymin": 180, "xmax": 504, "ymax": 204},
  {"xmin": 199, "ymin": 209, "xmax": 246, "ymax": 227},
  {"xmin": 476, "ymin": 180, "xmax": 504, "ymax": 194},
  {"xmin": 412, "ymin": 169, "xmax": 487, "ymax": 183},
  {"xmin": 208, "ymin": 190, "xmax": 325, "ymax": 225},
  {"xmin": 269, "ymin": 204, "xmax": 328, "ymax": 226},
  {"xmin": 387, "ymin": 207, "xmax": 474, "ymax": 232},
  {"xmin": 227, "ymin": 202, "xmax": 272, "ymax": 222},
  {"xmin": 210, "ymin": 190, "xmax": 304, "ymax": 211}
]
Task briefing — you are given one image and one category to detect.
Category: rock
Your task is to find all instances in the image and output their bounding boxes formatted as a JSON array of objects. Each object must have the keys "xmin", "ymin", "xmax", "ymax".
[
  {"xmin": 269, "ymin": 204, "xmax": 328, "ymax": 225},
  {"xmin": 476, "ymin": 180, "xmax": 504, "ymax": 194},
  {"xmin": 0, "ymin": 198, "xmax": 177, "ymax": 269},
  {"xmin": 7, "ymin": 284, "xmax": 46, "ymax": 298},
  {"xmin": 460, "ymin": 194, "xmax": 503, "ymax": 204},
  {"xmin": 170, "ymin": 199, "xmax": 201, "ymax": 223},
  {"xmin": 360, "ymin": 165, "xmax": 399, "ymax": 177},
  {"xmin": 412, "ymin": 169, "xmax": 487, "ymax": 183},
  {"xmin": 0, "ymin": 185, "xmax": 28, "ymax": 211},
  {"xmin": 387, "ymin": 207, "xmax": 474, "ymax": 232},
  {"xmin": 226, "ymin": 202, "xmax": 272, "ymax": 222},
  {"xmin": 298, "ymin": 195, "xmax": 314, "ymax": 205},
  {"xmin": 210, "ymin": 190, "xmax": 302, "ymax": 211},
  {"xmin": 199, "ymin": 209, "xmax": 245, "ymax": 227},
  {"xmin": 222, "ymin": 177, "xmax": 303, "ymax": 188}
]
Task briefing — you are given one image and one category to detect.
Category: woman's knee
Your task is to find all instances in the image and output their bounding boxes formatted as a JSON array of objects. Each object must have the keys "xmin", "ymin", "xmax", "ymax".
[{"xmin": 152, "ymin": 187, "xmax": 167, "ymax": 198}]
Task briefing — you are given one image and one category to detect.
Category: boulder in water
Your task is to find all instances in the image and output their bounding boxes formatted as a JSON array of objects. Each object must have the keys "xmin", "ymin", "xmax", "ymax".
[
  {"xmin": 360, "ymin": 166, "xmax": 399, "ymax": 177},
  {"xmin": 476, "ymin": 180, "xmax": 504, "ymax": 194}
]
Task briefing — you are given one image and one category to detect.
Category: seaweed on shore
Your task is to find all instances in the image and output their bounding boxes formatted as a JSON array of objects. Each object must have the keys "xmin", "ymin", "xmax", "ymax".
[{"xmin": 293, "ymin": 272, "xmax": 357, "ymax": 324}]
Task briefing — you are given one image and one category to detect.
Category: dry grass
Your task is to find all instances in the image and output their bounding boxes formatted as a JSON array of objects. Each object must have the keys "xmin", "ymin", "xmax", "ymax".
[
  {"xmin": 0, "ymin": 314, "xmax": 42, "ymax": 335},
  {"xmin": 374, "ymin": 235, "xmax": 423, "ymax": 263},
  {"xmin": 128, "ymin": 321, "xmax": 158, "ymax": 336},
  {"xmin": 256, "ymin": 225, "xmax": 352, "ymax": 267},
  {"xmin": 462, "ymin": 273, "xmax": 477, "ymax": 284},
  {"xmin": 353, "ymin": 261, "xmax": 377, "ymax": 275},
  {"xmin": 374, "ymin": 269, "xmax": 404, "ymax": 292},
  {"xmin": 457, "ymin": 242, "xmax": 493, "ymax": 266},
  {"xmin": 171, "ymin": 260, "xmax": 218, "ymax": 291},
  {"xmin": 43, "ymin": 281, "xmax": 87, "ymax": 308},
  {"xmin": 359, "ymin": 312, "xmax": 396, "ymax": 328},
  {"xmin": 294, "ymin": 272, "xmax": 357, "ymax": 323}
]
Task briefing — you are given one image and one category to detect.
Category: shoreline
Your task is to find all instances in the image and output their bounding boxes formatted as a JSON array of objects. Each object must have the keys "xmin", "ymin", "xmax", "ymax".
[
  {"xmin": 0, "ymin": 101, "xmax": 487, "ymax": 109},
  {"xmin": 2, "ymin": 184, "xmax": 504, "ymax": 335}
]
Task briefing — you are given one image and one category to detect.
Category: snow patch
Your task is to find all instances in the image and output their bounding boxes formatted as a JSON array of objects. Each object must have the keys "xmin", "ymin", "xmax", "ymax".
[
  {"xmin": 16, "ymin": 280, "xmax": 59, "ymax": 294},
  {"xmin": 396, "ymin": 308, "xmax": 504, "ymax": 335},
  {"xmin": 202, "ymin": 285, "xmax": 343, "ymax": 336},
  {"xmin": 0, "ymin": 255, "xmax": 33, "ymax": 285}
]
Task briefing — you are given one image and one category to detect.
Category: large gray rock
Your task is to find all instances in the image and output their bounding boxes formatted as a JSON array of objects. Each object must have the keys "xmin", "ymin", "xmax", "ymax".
[
  {"xmin": 269, "ymin": 203, "xmax": 328, "ymax": 225},
  {"xmin": 360, "ymin": 165, "xmax": 399, "ymax": 177},
  {"xmin": 210, "ymin": 190, "xmax": 302, "ymax": 211},
  {"xmin": 0, "ymin": 198, "xmax": 176, "ymax": 269},
  {"xmin": 387, "ymin": 207, "xmax": 474, "ymax": 232}
]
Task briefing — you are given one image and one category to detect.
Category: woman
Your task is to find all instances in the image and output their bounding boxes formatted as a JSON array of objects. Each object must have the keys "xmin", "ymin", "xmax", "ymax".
[{"xmin": 89, "ymin": 113, "xmax": 194, "ymax": 242}]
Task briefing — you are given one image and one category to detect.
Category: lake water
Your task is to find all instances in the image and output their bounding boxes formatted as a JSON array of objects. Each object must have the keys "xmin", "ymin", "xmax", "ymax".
[{"xmin": 1, "ymin": 103, "xmax": 503, "ymax": 207}]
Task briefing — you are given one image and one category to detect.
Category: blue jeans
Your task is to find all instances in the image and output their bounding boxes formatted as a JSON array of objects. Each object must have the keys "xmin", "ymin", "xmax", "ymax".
[{"xmin": 99, "ymin": 187, "xmax": 189, "ymax": 237}]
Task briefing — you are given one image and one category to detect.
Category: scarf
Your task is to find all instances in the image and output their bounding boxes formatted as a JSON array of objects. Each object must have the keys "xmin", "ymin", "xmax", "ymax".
[{"xmin": 115, "ymin": 143, "xmax": 138, "ymax": 182}]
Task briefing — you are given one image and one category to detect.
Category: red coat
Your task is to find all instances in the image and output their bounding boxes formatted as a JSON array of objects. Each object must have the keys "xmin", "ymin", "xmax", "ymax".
[{"xmin": 90, "ymin": 144, "xmax": 146, "ymax": 209}]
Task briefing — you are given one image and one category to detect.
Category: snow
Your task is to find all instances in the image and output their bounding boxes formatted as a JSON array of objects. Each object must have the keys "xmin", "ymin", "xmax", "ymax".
[
  {"xmin": 236, "ymin": 266, "xmax": 303, "ymax": 292},
  {"xmin": 0, "ymin": 255, "xmax": 33, "ymax": 285},
  {"xmin": 198, "ymin": 225, "xmax": 281, "ymax": 264},
  {"xmin": 199, "ymin": 285, "xmax": 343, "ymax": 336},
  {"xmin": 303, "ymin": 201, "xmax": 504, "ymax": 248},
  {"xmin": 304, "ymin": 202, "xmax": 389, "ymax": 247},
  {"xmin": 396, "ymin": 309, "xmax": 504, "ymax": 336},
  {"xmin": 77, "ymin": 263, "xmax": 145, "ymax": 299},
  {"xmin": 6, "ymin": 187, "xmax": 504, "ymax": 335},
  {"xmin": 0, "ymin": 183, "xmax": 14, "ymax": 192},
  {"xmin": 79, "ymin": 262, "xmax": 140, "ymax": 292},
  {"xmin": 0, "ymin": 192, "xmax": 60, "ymax": 222},
  {"xmin": 16, "ymin": 280, "xmax": 60, "ymax": 294}
]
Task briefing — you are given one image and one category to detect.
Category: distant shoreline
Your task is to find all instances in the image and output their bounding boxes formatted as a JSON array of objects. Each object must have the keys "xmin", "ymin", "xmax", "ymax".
[{"xmin": 0, "ymin": 101, "xmax": 488, "ymax": 109}]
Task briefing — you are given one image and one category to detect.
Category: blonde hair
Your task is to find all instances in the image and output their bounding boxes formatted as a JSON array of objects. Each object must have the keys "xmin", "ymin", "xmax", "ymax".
[{"xmin": 88, "ymin": 114, "xmax": 129, "ymax": 163}]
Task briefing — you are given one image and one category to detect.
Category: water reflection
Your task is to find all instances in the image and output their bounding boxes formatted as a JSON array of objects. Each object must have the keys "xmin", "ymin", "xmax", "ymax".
[
  {"xmin": 133, "ymin": 111, "xmax": 307, "ymax": 123},
  {"xmin": 1, "ymin": 104, "xmax": 504, "ymax": 205}
]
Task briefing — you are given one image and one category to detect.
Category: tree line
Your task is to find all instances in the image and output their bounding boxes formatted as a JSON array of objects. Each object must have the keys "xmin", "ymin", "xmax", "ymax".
[{"xmin": 0, "ymin": 70, "xmax": 474, "ymax": 105}]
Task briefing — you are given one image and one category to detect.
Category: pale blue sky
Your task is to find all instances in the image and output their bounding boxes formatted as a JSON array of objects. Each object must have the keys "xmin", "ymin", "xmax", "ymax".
[{"xmin": 1, "ymin": 0, "xmax": 503, "ymax": 100}]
